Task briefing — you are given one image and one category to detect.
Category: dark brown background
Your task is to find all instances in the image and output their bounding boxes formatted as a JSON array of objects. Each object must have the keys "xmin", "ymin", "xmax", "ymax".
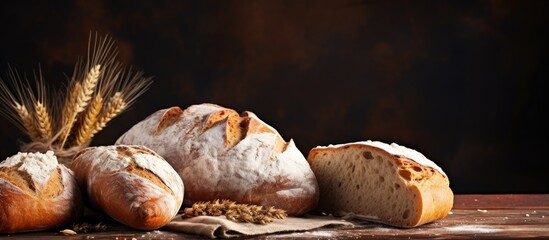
[{"xmin": 1, "ymin": 1, "xmax": 548, "ymax": 194}]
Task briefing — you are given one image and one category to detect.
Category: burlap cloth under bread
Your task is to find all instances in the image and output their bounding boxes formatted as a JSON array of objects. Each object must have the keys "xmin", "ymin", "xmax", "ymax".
[{"xmin": 164, "ymin": 214, "xmax": 353, "ymax": 238}]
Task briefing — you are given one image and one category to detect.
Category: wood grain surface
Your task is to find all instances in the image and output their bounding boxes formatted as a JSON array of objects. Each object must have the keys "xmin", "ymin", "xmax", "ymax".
[
  {"xmin": 2, "ymin": 195, "xmax": 548, "ymax": 239},
  {"xmin": 453, "ymin": 194, "xmax": 549, "ymax": 210},
  {"xmin": 268, "ymin": 209, "xmax": 549, "ymax": 239}
]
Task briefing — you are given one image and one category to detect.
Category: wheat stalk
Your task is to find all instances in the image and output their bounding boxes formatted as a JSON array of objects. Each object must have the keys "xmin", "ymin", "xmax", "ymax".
[
  {"xmin": 90, "ymin": 91, "xmax": 126, "ymax": 137},
  {"xmin": 14, "ymin": 102, "xmax": 39, "ymax": 141},
  {"xmin": 182, "ymin": 199, "xmax": 287, "ymax": 224},
  {"xmin": 0, "ymin": 33, "xmax": 152, "ymax": 165},
  {"xmin": 74, "ymin": 95, "xmax": 103, "ymax": 146},
  {"xmin": 60, "ymin": 64, "xmax": 101, "ymax": 147},
  {"xmin": 34, "ymin": 101, "xmax": 53, "ymax": 140}
]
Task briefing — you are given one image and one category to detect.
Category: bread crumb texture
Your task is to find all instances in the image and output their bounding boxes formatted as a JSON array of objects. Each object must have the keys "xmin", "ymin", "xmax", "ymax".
[
  {"xmin": 308, "ymin": 141, "xmax": 453, "ymax": 228},
  {"xmin": 315, "ymin": 141, "xmax": 446, "ymax": 175}
]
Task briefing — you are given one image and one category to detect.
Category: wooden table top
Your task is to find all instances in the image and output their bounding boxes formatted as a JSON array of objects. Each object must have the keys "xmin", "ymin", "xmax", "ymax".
[{"xmin": 2, "ymin": 194, "xmax": 549, "ymax": 239}]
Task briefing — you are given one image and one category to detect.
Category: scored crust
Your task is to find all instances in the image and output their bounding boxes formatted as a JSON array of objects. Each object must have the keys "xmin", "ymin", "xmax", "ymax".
[
  {"xmin": 116, "ymin": 104, "xmax": 319, "ymax": 216},
  {"xmin": 70, "ymin": 145, "xmax": 184, "ymax": 230},
  {"xmin": 307, "ymin": 141, "xmax": 453, "ymax": 228},
  {"xmin": 0, "ymin": 152, "xmax": 82, "ymax": 233}
]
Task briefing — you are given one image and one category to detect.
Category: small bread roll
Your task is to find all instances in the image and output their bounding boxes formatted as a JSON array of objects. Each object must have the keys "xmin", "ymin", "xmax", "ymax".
[
  {"xmin": 70, "ymin": 145, "xmax": 184, "ymax": 230},
  {"xmin": 116, "ymin": 104, "xmax": 319, "ymax": 216},
  {"xmin": 307, "ymin": 141, "xmax": 453, "ymax": 228},
  {"xmin": 0, "ymin": 151, "xmax": 82, "ymax": 233}
]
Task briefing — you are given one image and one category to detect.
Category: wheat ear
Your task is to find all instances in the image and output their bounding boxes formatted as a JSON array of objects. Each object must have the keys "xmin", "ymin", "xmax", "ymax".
[
  {"xmin": 60, "ymin": 64, "xmax": 101, "ymax": 147},
  {"xmin": 60, "ymin": 82, "xmax": 80, "ymax": 144},
  {"xmin": 62, "ymin": 82, "xmax": 81, "ymax": 122},
  {"xmin": 74, "ymin": 95, "xmax": 103, "ymax": 146},
  {"xmin": 34, "ymin": 101, "xmax": 53, "ymax": 140},
  {"xmin": 14, "ymin": 102, "xmax": 39, "ymax": 141},
  {"xmin": 91, "ymin": 92, "xmax": 126, "ymax": 137},
  {"xmin": 182, "ymin": 199, "xmax": 287, "ymax": 224},
  {"xmin": 75, "ymin": 64, "xmax": 101, "ymax": 113}
]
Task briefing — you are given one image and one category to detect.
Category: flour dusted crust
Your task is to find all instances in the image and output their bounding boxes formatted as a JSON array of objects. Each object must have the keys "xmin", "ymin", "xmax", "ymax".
[
  {"xmin": 70, "ymin": 145, "xmax": 184, "ymax": 230},
  {"xmin": 307, "ymin": 141, "xmax": 453, "ymax": 228},
  {"xmin": 0, "ymin": 151, "xmax": 82, "ymax": 233},
  {"xmin": 116, "ymin": 103, "xmax": 319, "ymax": 216}
]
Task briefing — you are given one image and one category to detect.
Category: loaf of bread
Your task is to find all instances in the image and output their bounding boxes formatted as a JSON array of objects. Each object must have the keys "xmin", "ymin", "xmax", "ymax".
[
  {"xmin": 70, "ymin": 145, "xmax": 184, "ymax": 230},
  {"xmin": 0, "ymin": 151, "xmax": 82, "ymax": 233},
  {"xmin": 307, "ymin": 141, "xmax": 453, "ymax": 228},
  {"xmin": 116, "ymin": 103, "xmax": 319, "ymax": 216}
]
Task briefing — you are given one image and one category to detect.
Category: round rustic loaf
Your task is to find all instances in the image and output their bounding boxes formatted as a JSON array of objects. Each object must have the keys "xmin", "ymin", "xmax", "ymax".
[
  {"xmin": 116, "ymin": 103, "xmax": 319, "ymax": 216},
  {"xmin": 0, "ymin": 151, "xmax": 82, "ymax": 233},
  {"xmin": 70, "ymin": 145, "xmax": 184, "ymax": 230}
]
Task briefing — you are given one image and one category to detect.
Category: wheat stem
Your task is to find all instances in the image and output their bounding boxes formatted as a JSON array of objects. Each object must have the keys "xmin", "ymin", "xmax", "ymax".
[
  {"xmin": 91, "ymin": 91, "xmax": 126, "ymax": 137},
  {"xmin": 14, "ymin": 102, "xmax": 38, "ymax": 141},
  {"xmin": 75, "ymin": 95, "xmax": 103, "ymax": 146},
  {"xmin": 34, "ymin": 101, "xmax": 53, "ymax": 140},
  {"xmin": 60, "ymin": 64, "xmax": 101, "ymax": 147}
]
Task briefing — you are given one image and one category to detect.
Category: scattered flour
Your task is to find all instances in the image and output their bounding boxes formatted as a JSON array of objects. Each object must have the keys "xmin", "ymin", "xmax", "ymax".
[
  {"xmin": 444, "ymin": 225, "xmax": 501, "ymax": 233},
  {"xmin": 290, "ymin": 231, "xmax": 334, "ymax": 237},
  {"xmin": 0, "ymin": 151, "xmax": 58, "ymax": 189},
  {"xmin": 307, "ymin": 231, "xmax": 334, "ymax": 237}
]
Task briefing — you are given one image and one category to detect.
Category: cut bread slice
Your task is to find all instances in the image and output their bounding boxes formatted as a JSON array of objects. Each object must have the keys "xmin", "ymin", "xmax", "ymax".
[{"xmin": 307, "ymin": 141, "xmax": 453, "ymax": 228}]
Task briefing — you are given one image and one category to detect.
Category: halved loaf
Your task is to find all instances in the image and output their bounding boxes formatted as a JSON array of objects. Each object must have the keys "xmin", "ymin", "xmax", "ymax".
[{"xmin": 307, "ymin": 141, "xmax": 453, "ymax": 228}]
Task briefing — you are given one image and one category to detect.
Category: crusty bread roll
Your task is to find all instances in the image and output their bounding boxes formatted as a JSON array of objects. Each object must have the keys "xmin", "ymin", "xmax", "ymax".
[
  {"xmin": 70, "ymin": 145, "xmax": 184, "ymax": 230},
  {"xmin": 0, "ymin": 151, "xmax": 82, "ymax": 233},
  {"xmin": 307, "ymin": 141, "xmax": 453, "ymax": 228},
  {"xmin": 116, "ymin": 103, "xmax": 319, "ymax": 216}
]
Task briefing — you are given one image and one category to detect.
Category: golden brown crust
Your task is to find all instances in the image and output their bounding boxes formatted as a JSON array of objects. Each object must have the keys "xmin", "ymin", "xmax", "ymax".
[
  {"xmin": 155, "ymin": 106, "xmax": 184, "ymax": 134},
  {"xmin": 0, "ymin": 166, "xmax": 34, "ymax": 195},
  {"xmin": 0, "ymin": 164, "xmax": 82, "ymax": 233},
  {"xmin": 412, "ymin": 173, "xmax": 454, "ymax": 227},
  {"xmin": 242, "ymin": 113, "xmax": 287, "ymax": 154},
  {"xmin": 85, "ymin": 168, "xmax": 175, "ymax": 230},
  {"xmin": 393, "ymin": 155, "xmax": 453, "ymax": 227},
  {"xmin": 39, "ymin": 168, "xmax": 64, "ymax": 198},
  {"xmin": 70, "ymin": 145, "xmax": 184, "ymax": 230},
  {"xmin": 125, "ymin": 161, "xmax": 173, "ymax": 196}
]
